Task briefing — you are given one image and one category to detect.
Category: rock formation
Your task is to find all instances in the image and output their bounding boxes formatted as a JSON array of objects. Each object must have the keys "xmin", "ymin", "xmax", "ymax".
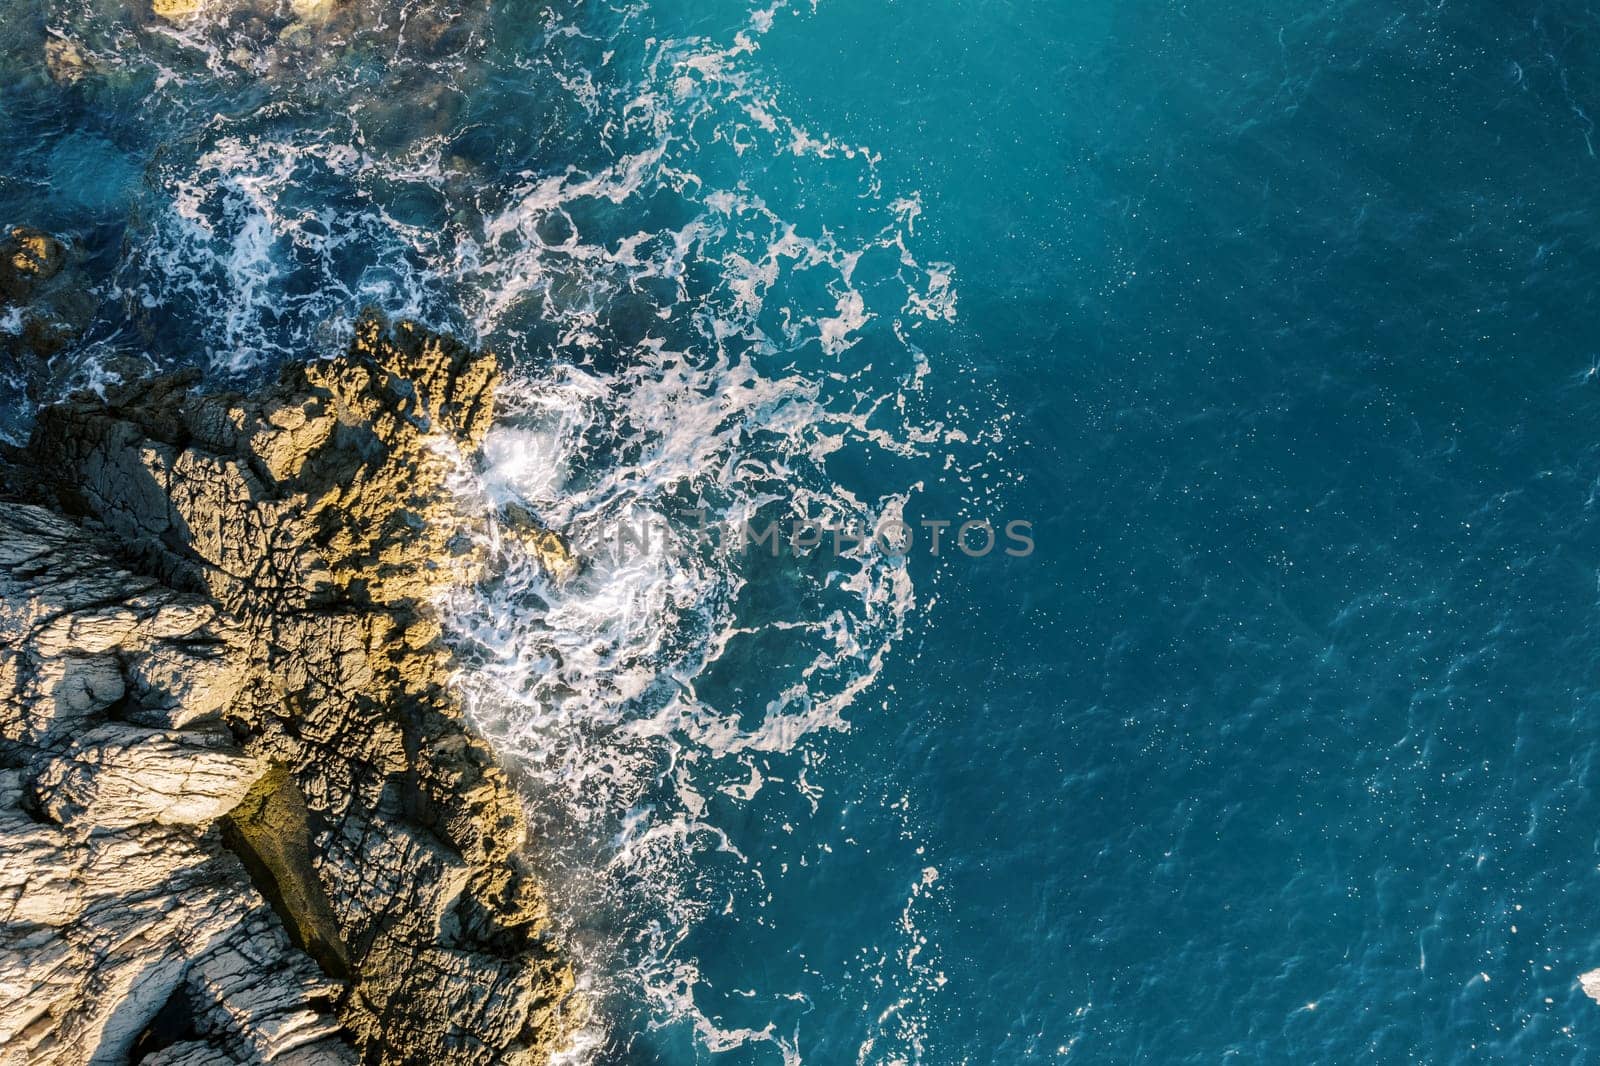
[
  {"xmin": 1, "ymin": 316, "xmax": 577, "ymax": 1064},
  {"xmin": 0, "ymin": 227, "xmax": 94, "ymax": 395},
  {"xmin": 1583, "ymin": 969, "xmax": 1600, "ymax": 1007}
]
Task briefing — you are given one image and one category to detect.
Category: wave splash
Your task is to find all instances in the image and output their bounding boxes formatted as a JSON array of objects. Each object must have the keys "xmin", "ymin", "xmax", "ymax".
[
  {"xmin": 437, "ymin": 5, "xmax": 955, "ymax": 1059},
  {"xmin": 33, "ymin": 0, "xmax": 959, "ymax": 1059}
]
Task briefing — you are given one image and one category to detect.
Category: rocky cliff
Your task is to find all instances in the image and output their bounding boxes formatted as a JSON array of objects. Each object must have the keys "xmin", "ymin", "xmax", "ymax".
[{"xmin": 0, "ymin": 316, "xmax": 577, "ymax": 1064}]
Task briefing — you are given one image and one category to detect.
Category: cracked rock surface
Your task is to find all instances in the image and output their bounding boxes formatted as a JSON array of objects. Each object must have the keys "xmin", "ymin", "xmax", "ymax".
[{"xmin": 1, "ymin": 317, "xmax": 577, "ymax": 1064}]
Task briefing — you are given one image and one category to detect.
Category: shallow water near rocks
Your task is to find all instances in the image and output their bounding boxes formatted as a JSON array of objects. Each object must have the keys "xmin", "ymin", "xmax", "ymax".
[{"xmin": 6, "ymin": 0, "xmax": 1600, "ymax": 1062}]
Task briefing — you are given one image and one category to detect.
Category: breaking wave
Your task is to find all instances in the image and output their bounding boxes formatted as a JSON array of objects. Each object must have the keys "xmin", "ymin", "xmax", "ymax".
[
  {"xmin": 20, "ymin": 0, "xmax": 963, "ymax": 1059},
  {"xmin": 432, "ymin": 5, "xmax": 955, "ymax": 1058}
]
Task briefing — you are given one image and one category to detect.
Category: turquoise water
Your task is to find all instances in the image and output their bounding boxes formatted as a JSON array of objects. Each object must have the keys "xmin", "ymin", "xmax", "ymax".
[{"xmin": 6, "ymin": 0, "xmax": 1600, "ymax": 1062}]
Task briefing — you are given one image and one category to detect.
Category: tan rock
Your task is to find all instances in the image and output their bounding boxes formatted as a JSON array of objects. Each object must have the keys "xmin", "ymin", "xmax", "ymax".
[
  {"xmin": 150, "ymin": 0, "xmax": 203, "ymax": 21},
  {"xmin": 43, "ymin": 38, "xmax": 90, "ymax": 85},
  {"xmin": 0, "ymin": 228, "xmax": 65, "ymax": 304},
  {"xmin": 8, "ymin": 316, "xmax": 582, "ymax": 1064},
  {"xmin": 290, "ymin": 0, "xmax": 337, "ymax": 24},
  {"xmin": 498, "ymin": 501, "xmax": 582, "ymax": 583}
]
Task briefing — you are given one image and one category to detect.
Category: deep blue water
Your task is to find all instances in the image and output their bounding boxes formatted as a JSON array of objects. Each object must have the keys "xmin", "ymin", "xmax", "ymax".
[{"xmin": 6, "ymin": 1, "xmax": 1600, "ymax": 1062}]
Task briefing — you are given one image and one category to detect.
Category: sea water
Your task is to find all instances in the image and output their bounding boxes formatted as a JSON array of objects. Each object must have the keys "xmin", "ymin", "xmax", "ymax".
[{"xmin": 4, "ymin": 0, "xmax": 1600, "ymax": 1062}]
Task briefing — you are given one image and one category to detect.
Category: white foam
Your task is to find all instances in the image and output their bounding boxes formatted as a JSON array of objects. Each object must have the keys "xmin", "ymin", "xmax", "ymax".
[
  {"xmin": 430, "ymin": 4, "xmax": 960, "ymax": 1056},
  {"xmin": 40, "ymin": 1, "xmax": 962, "ymax": 1058}
]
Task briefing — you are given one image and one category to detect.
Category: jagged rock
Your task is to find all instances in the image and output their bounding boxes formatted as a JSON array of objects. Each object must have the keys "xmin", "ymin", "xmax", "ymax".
[
  {"xmin": 30, "ymin": 722, "xmax": 262, "ymax": 828},
  {"xmin": 497, "ymin": 501, "xmax": 582, "ymax": 584},
  {"xmin": 0, "ymin": 504, "xmax": 350, "ymax": 1066},
  {"xmin": 2, "ymin": 317, "xmax": 579, "ymax": 1064}
]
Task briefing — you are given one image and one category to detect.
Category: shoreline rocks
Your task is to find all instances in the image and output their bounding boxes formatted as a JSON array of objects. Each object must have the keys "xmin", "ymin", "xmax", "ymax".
[
  {"xmin": 0, "ymin": 227, "xmax": 94, "ymax": 397},
  {"xmin": 1, "ymin": 316, "xmax": 578, "ymax": 1064}
]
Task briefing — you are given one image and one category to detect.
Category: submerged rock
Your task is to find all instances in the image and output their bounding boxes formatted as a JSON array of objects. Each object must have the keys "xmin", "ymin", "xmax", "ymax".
[
  {"xmin": 42, "ymin": 38, "xmax": 92, "ymax": 85},
  {"xmin": 0, "ymin": 226, "xmax": 95, "ymax": 398},
  {"xmin": 0, "ymin": 229, "xmax": 65, "ymax": 303},
  {"xmin": 497, "ymin": 501, "xmax": 582, "ymax": 584},
  {"xmin": 1, "ymin": 317, "xmax": 579, "ymax": 1063}
]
